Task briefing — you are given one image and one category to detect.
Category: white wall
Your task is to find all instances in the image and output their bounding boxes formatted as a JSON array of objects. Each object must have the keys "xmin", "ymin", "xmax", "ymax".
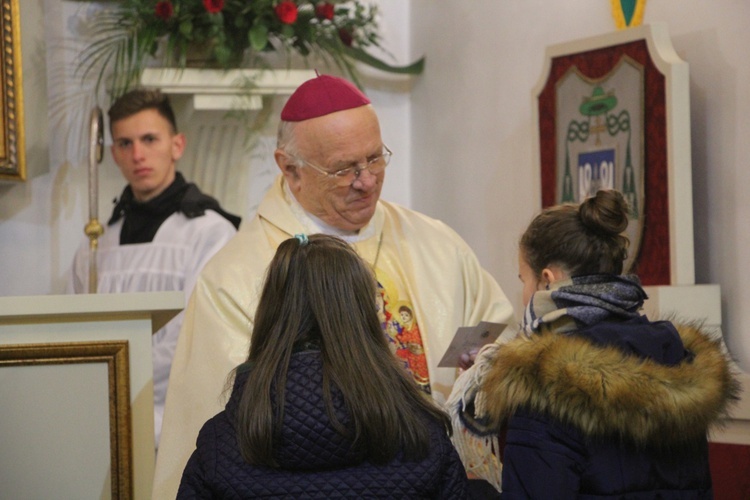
[
  {"xmin": 0, "ymin": 0, "xmax": 115, "ymax": 297},
  {"xmin": 0, "ymin": 0, "xmax": 55, "ymax": 296},
  {"xmin": 409, "ymin": 0, "xmax": 750, "ymax": 371}
]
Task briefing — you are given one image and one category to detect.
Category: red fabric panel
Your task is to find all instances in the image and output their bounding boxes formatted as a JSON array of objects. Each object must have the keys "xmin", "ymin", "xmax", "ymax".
[
  {"xmin": 709, "ymin": 442, "xmax": 750, "ymax": 500},
  {"xmin": 537, "ymin": 40, "xmax": 670, "ymax": 285}
]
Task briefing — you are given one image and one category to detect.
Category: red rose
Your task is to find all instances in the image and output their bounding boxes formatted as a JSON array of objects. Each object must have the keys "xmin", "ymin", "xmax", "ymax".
[
  {"xmin": 338, "ymin": 28, "xmax": 353, "ymax": 47},
  {"xmin": 203, "ymin": 0, "xmax": 224, "ymax": 14},
  {"xmin": 154, "ymin": 1, "xmax": 174, "ymax": 20},
  {"xmin": 275, "ymin": 1, "xmax": 298, "ymax": 24},
  {"xmin": 315, "ymin": 3, "xmax": 335, "ymax": 20}
]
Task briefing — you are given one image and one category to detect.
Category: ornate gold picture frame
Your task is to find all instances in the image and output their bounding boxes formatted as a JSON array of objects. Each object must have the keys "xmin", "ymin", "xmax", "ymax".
[
  {"xmin": 0, "ymin": 0, "xmax": 25, "ymax": 181},
  {"xmin": 0, "ymin": 341, "xmax": 132, "ymax": 498}
]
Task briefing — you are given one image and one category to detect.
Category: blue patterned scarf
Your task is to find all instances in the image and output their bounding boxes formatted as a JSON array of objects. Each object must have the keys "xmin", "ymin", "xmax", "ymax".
[{"xmin": 521, "ymin": 274, "xmax": 647, "ymax": 335}]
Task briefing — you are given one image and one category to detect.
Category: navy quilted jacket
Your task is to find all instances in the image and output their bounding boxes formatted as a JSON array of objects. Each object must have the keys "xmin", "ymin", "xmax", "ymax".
[
  {"xmin": 178, "ymin": 350, "xmax": 469, "ymax": 499},
  {"xmin": 493, "ymin": 319, "xmax": 735, "ymax": 499}
]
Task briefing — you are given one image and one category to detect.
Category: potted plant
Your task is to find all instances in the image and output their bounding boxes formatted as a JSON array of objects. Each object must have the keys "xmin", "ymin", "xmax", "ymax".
[{"xmin": 74, "ymin": 0, "xmax": 425, "ymax": 100}]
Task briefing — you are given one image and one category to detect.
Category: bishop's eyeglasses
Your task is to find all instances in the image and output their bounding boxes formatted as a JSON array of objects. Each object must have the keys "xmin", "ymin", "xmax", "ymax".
[{"xmin": 293, "ymin": 145, "xmax": 392, "ymax": 187}]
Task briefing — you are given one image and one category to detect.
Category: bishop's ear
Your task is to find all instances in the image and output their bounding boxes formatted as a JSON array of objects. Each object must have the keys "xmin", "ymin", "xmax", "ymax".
[{"xmin": 274, "ymin": 149, "xmax": 300, "ymax": 180}]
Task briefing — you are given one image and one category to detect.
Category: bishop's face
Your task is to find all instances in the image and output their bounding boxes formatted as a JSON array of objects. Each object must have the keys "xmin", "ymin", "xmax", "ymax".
[
  {"xmin": 279, "ymin": 105, "xmax": 385, "ymax": 232},
  {"xmin": 110, "ymin": 109, "xmax": 185, "ymax": 202}
]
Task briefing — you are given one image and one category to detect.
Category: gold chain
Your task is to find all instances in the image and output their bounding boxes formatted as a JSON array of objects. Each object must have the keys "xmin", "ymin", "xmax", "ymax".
[{"xmin": 371, "ymin": 230, "xmax": 384, "ymax": 270}]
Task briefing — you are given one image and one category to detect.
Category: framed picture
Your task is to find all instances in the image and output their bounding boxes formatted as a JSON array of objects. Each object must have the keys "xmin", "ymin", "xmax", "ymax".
[
  {"xmin": 0, "ymin": 0, "xmax": 25, "ymax": 181},
  {"xmin": 0, "ymin": 341, "xmax": 132, "ymax": 498},
  {"xmin": 533, "ymin": 24, "xmax": 694, "ymax": 286}
]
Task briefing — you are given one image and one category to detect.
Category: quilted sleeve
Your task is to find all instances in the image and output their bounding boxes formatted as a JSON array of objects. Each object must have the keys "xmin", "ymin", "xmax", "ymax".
[
  {"xmin": 436, "ymin": 431, "xmax": 471, "ymax": 499},
  {"xmin": 500, "ymin": 410, "xmax": 585, "ymax": 499},
  {"xmin": 176, "ymin": 420, "xmax": 219, "ymax": 499}
]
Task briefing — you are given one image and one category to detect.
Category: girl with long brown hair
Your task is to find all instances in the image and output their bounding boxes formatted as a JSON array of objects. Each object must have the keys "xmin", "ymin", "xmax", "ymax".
[{"xmin": 179, "ymin": 234, "xmax": 468, "ymax": 498}]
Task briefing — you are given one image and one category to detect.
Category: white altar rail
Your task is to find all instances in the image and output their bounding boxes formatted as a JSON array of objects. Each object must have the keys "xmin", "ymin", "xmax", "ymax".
[{"xmin": 0, "ymin": 292, "xmax": 183, "ymax": 500}]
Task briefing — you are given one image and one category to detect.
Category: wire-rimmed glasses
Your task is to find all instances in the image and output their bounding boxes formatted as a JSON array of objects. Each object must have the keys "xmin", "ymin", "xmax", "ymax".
[{"xmin": 293, "ymin": 145, "xmax": 392, "ymax": 187}]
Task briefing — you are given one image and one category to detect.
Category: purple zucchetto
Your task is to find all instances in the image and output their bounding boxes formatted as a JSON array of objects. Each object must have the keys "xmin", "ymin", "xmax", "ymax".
[{"xmin": 280, "ymin": 74, "xmax": 371, "ymax": 122}]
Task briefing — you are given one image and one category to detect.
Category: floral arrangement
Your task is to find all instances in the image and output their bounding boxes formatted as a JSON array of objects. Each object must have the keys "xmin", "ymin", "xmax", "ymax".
[{"xmin": 76, "ymin": 0, "xmax": 424, "ymax": 100}]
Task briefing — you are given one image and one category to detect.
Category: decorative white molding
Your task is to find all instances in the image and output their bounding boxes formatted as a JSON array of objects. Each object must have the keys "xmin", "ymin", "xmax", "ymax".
[
  {"xmin": 140, "ymin": 68, "xmax": 316, "ymax": 110},
  {"xmin": 642, "ymin": 284, "xmax": 721, "ymax": 326}
]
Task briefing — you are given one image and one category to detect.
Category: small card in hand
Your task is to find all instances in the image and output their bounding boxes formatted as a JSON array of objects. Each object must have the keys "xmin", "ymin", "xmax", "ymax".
[{"xmin": 437, "ymin": 321, "xmax": 506, "ymax": 367}]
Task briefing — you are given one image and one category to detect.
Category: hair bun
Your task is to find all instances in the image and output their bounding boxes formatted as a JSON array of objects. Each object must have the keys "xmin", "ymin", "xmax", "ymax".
[{"xmin": 579, "ymin": 190, "xmax": 629, "ymax": 236}]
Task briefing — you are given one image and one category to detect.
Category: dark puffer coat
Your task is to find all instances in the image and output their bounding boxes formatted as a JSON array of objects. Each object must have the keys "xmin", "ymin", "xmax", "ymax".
[
  {"xmin": 178, "ymin": 350, "xmax": 469, "ymax": 499},
  {"xmin": 484, "ymin": 318, "xmax": 739, "ymax": 499}
]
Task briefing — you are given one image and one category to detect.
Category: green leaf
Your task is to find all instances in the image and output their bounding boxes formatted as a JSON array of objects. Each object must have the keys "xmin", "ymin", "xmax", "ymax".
[
  {"xmin": 280, "ymin": 24, "xmax": 294, "ymax": 38},
  {"xmin": 209, "ymin": 12, "xmax": 224, "ymax": 27},
  {"xmin": 343, "ymin": 46, "xmax": 425, "ymax": 75},
  {"xmin": 215, "ymin": 45, "xmax": 232, "ymax": 66},
  {"xmin": 249, "ymin": 24, "xmax": 269, "ymax": 51},
  {"xmin": 179, "ymin": 20, "xmax": 193, "ymax": 37}
]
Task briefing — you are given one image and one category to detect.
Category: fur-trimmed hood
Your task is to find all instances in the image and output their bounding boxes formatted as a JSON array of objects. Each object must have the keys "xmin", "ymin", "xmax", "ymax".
[{"xmin": 482, "ymin": 321, "xmax": 739, "ymax": 447}]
